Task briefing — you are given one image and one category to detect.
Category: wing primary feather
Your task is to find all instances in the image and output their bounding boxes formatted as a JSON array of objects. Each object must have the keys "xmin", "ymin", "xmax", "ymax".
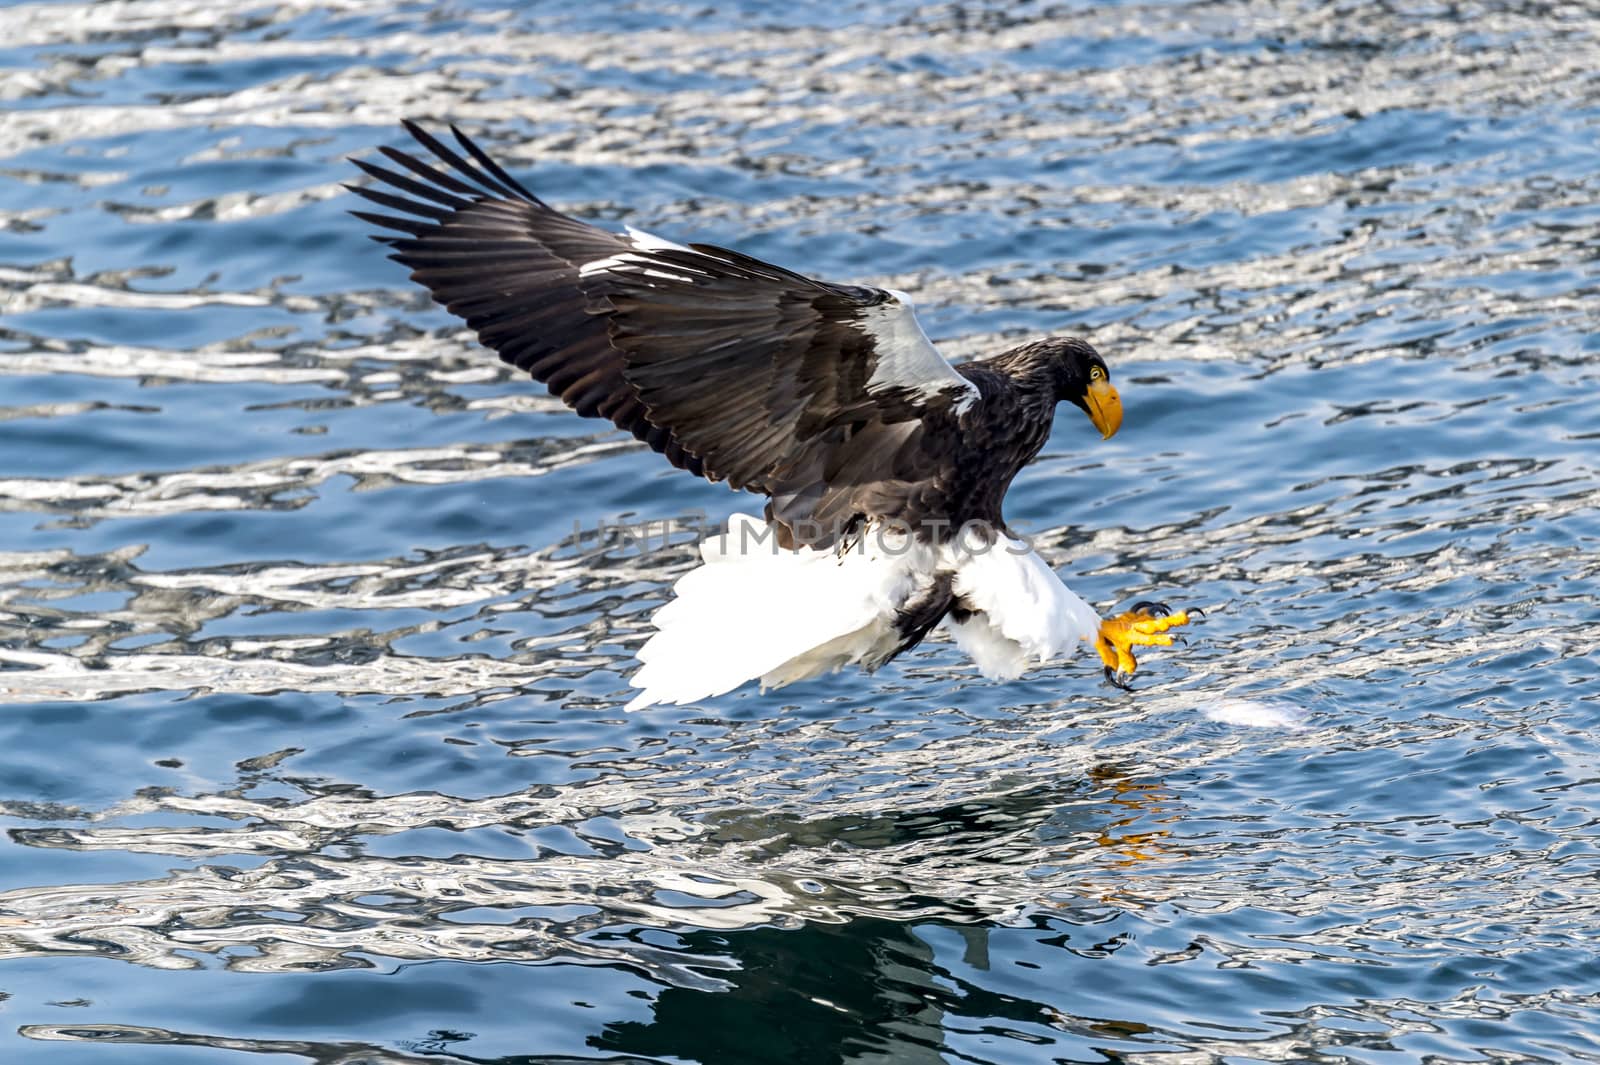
[
  {"xmin": 450, "ymin": 123, "xmax": 544, "ymax": 204},
  {"xmin": 348, "ymin": 206, "xmax": 434, "ymax": 236},
  {"xmin": 346, "ymin": 183, "xmax": 455, "ymax": 221},
  {"xmin": 377, "ymin": 144, "xmax": 484, "ymax": 198},
  {"xmin": 350, "ymin": 157, "xmax": 472, "ymax": 211},
  {"xmin": 400, "ymin": 119, "xmax": 517, "ymax": 200}
]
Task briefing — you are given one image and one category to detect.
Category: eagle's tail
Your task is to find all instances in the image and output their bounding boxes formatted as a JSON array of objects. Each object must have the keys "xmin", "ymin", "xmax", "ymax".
[{"xmin": 625, "ymin": 514, "xmax": 939, "ymax": 710}]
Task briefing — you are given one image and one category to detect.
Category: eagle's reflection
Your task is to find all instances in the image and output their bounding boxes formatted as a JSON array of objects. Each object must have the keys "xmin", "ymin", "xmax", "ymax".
[{"xmin": 20, "ymin": 761, "xmax": 1180, "ymax": 1065}]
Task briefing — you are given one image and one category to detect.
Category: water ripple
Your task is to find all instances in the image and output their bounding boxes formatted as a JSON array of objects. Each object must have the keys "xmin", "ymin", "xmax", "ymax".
[{"xmin": 1, "ymin": 0, "xmax": 1597, "ymax": 1061}]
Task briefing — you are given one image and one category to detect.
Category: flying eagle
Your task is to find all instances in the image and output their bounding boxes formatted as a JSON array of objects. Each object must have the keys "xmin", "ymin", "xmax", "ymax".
[{"xmin": 350, "ymin": 122, "xmax": 1193, "ymax": 708}]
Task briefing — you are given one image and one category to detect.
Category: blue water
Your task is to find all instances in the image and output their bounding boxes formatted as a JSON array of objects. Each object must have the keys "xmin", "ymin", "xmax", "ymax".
[{"xmin": 2, "ymin": 0, "xmax": 1599, "ymax": 1061}]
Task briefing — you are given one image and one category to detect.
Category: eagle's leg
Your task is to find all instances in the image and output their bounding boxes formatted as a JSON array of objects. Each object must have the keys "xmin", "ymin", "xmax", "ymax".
[{"xmin": 1095, "ymin": 601, "xmax": 1198, "ymax": 690}]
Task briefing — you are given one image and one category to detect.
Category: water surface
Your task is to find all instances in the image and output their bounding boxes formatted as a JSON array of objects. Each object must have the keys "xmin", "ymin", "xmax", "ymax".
[{"xmin": 1, "ymin": 1, "xmax": 1599, "ymax": 1061}]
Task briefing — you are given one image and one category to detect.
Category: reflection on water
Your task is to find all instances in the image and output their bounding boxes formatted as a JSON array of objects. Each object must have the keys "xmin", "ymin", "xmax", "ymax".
[
  {"xmin": 0, "ymin": 761, "xmax": 1172, "ymax": 975},
  {"xmin": 2, "ymin": 0, "xmax": 1599, "ymax": 1060}
]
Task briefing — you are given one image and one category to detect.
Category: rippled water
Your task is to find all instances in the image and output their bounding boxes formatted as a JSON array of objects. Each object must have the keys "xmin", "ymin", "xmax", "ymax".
[{"xmin": 2, "ymin": 1, "xmax": 1599, "ymax": 1061}]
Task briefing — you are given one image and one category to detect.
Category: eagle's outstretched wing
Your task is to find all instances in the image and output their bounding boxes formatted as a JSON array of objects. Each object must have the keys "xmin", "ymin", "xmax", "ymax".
[{"xmin": 349, "ymin": 122, "xmax": 979, "ymax": 543}]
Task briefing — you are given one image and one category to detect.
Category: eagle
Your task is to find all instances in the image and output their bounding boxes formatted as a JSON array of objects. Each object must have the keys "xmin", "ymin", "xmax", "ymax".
[{"xmin": 350, "ymin": 121, "xmax": 1193, "ymax": 708}]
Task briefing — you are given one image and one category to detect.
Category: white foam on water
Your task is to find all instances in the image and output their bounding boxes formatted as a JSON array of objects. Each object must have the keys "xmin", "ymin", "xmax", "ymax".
[{"xmin": 1201, "ymin": 698, "xmax": 1308, "ymax": 731}]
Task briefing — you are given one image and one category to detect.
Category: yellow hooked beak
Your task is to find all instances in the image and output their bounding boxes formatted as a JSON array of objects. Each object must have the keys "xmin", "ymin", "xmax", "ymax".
[{"xmin": 1086, "ymin": 377, "xmax": 1123, "ymax": 440}]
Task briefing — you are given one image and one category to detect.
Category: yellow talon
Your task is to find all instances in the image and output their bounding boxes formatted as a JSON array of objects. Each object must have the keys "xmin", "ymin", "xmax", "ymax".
[{"xmin": 1095, "ymin": 600, "xmax": 1197, "ymax": 690}]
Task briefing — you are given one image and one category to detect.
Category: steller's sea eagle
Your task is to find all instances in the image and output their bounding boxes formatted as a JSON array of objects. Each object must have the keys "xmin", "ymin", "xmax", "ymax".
[{"xmin": 350, "ymin": 122, "xmax": 1194, "ymax": 708}]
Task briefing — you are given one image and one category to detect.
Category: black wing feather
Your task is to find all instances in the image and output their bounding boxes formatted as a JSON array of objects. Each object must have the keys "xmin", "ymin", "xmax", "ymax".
[
  {"xmin": 349, "ymin": 137, "xmax": 707, "ymax": 477},
  {"xmin": 350, "ymin": 122, "xmax": 978, "ymax": 546}
]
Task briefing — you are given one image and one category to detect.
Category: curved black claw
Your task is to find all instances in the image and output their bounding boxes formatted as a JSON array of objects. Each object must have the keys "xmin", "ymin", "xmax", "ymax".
[
  {"xmin": 1190, "ymin": 606, "xmax": 1207, "ymax": 618},
  {"xmin": 1129, "ymin": 600, "xmax": 1171, "ymax": 618},
  {"xmin": 1103, "ymin": 666, "xmax": 1136, "ymax": 692}
]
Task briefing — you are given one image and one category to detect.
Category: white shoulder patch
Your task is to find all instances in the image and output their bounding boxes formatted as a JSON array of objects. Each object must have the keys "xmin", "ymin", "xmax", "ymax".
[
  {"xmin": 859, "ymin": 290, "xmax": 979, "ymax": 413},
  {"xmin": 579, "ymin": 225, "xmax": 729, "ymax": 284},
  {"xmin": 623, "ymin": 225, "xmax": 692, "ymax": 253},
  {"xmin": 578, "ymin": 252, "xmax": 699, "ymax": 283}
]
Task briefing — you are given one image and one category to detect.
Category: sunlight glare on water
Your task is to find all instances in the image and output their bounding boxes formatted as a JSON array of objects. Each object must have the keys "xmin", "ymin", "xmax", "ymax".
[{"xmin": 1, "ymin": 0, "xmax": 1598, "ymax": 1062}]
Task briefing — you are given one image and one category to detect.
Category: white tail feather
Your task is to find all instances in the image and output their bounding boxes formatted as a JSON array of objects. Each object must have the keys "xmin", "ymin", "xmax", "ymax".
[
  {"xmin": 625, "ymin": 518, "xmax": 1103, "ymax": 709},
  {"xmin": 627, "ymin": 515, "xmax": 935, "ymax": 709}
]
